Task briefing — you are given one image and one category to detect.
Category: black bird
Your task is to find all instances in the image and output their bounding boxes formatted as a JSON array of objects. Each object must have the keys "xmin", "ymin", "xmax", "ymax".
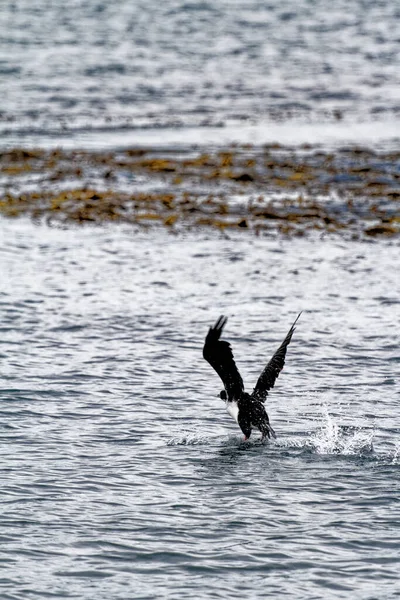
[{"xmin": 203, "ymin": 314, "xmax": 301, "ymax": 441}]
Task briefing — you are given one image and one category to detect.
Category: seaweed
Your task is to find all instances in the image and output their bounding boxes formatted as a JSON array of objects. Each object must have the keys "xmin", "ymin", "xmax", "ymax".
[{"xmin": 0, "ymin": 144, "xmax": 398, "ymax": 237}]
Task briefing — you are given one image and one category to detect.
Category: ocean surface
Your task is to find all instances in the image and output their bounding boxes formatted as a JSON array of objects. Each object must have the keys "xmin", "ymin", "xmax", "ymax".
[
  {"xmin": 1, "ymin": 1, "xmax": 400, "ymax": 598},
  {"xmin": 1, "ymin": 0, "xmax": 400, "ymax": 149},
  {"xmin": 0, "ymin": 219, "xmax": 399, "ymax": 599}
]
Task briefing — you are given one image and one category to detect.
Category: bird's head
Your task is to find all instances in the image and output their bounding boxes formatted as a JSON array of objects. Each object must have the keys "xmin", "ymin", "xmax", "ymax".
[{"xmin": 218, "ymin": 390, "xmax": 227, "ymax": 401}]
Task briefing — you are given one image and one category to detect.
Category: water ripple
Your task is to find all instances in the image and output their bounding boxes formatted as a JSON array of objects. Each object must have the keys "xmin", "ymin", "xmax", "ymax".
[{"xmin": 0, "ymin": 220, "xmax": 399, "ymax": 599}]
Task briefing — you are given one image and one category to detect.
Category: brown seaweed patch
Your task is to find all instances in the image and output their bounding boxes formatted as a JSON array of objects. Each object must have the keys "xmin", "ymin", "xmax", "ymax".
[
  {"xmin": 0, "ymin": 148, "xmax": 44, "ymax": 161},
  {"xmin": 0, "ymin": 144, "xmax": 399, "ymax": 237},
  {"xmin": 135, "ymin": 158, "xmax": 176, "ymax": 172},
  {"xmin": 2, "ymin": 164, "xmax": 33, "ymax": 175},
  {"xmin": 364, "ymin": 224, "xmax": 398, "ymax": 236}
]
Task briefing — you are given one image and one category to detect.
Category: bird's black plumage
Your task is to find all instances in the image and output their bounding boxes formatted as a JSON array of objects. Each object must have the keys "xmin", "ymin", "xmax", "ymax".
[
  {"xmin": 203, "ymin": 314, "xmax": 301, "ymax": 440},
  {"xmin": 252, "ymin": 312, "xmax": 301, "ymax": 403},
  {"xmin": 202, "ymin": 316, "xmax": 244, "ymax": 401}
]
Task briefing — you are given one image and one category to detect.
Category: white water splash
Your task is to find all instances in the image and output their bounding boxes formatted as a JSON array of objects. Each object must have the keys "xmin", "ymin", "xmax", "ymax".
[
  {"xmin": 308, "ymin": 408, "xmax": 375, "ymax": 456},
  {"xmin": 167, "ymin": 431, "xmax": 226, "ymax": 446},
  {"xmin": 167, "ymin": 434, "xmax": 210, "ymax": 446},
  {"xmin": 391, "ymin": 442, "xmax": 400, "ymax": 464}
]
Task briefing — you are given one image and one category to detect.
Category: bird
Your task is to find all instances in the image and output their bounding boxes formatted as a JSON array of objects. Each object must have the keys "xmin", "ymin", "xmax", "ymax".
[{"xmin": 203, "ymin": 313, "xmax": 301, "ymax": 441}]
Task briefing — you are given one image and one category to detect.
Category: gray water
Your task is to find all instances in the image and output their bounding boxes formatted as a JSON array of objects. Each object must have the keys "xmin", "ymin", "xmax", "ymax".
[
  {"xmin": 1, "ymin": 0, "xmax": 400, "ymax": 148},
  {"xmin": 1, "ymin": 0, "xmax": 400, "ymax": 597},
  {"xmin": 1, "ymin": 219, "xmax": 399, "ymax": 599}
]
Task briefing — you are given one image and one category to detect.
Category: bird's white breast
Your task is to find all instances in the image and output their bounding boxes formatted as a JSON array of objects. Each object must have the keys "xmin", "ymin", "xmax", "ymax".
[{"xmin": 226, "ymin": 400, "xmax": 239, "ymax": 423}]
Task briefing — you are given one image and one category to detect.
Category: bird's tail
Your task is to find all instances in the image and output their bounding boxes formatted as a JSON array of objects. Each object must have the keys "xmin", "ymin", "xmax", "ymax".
[{"xmin": 266, "ymin": 423, "xmax": 277, "ymax": 439}]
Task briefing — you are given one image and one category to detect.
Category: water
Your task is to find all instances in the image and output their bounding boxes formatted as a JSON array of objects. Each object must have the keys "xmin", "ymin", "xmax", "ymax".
[
  {"xmin": 1, "ymin": 0, "xmax": 400, "ymax": 148},
  {"xmin": 1, "ymin": 219, "xmax": 399, "ymax": 599},
  {"xmin": 1, "ymin": 1, "xmax": 400, "ymax": 597}
]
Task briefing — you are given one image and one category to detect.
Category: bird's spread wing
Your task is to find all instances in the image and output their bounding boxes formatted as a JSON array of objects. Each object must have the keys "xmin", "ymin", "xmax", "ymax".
[
  {"xmin": 251, "ymin": 313, "xmax": 301, "ymax": 403},
  {"xmin": 203, "ymin": 316, "xmax": 244, "ymax": 400}
]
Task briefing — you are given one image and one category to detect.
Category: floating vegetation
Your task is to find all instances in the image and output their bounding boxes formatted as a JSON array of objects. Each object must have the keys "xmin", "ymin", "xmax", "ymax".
[{"xmin": 0, "ymin": 144, "xmax": 399, "ymax": 237}]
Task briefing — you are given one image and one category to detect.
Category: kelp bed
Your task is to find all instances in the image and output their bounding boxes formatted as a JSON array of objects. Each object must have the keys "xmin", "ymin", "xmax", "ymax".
[{"xmin": 1, "ymin": 144, "xmax": 399, "ymax": 237}]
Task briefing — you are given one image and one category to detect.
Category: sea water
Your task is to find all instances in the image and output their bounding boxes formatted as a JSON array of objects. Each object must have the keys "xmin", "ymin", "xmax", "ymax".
[
  {"xmin": 0, "ymin": 220, "xmax": 399, "ymax": 599},
  {"xmin": 1, "ymin": 0, "xmax": 400, "ymax": 149}
]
